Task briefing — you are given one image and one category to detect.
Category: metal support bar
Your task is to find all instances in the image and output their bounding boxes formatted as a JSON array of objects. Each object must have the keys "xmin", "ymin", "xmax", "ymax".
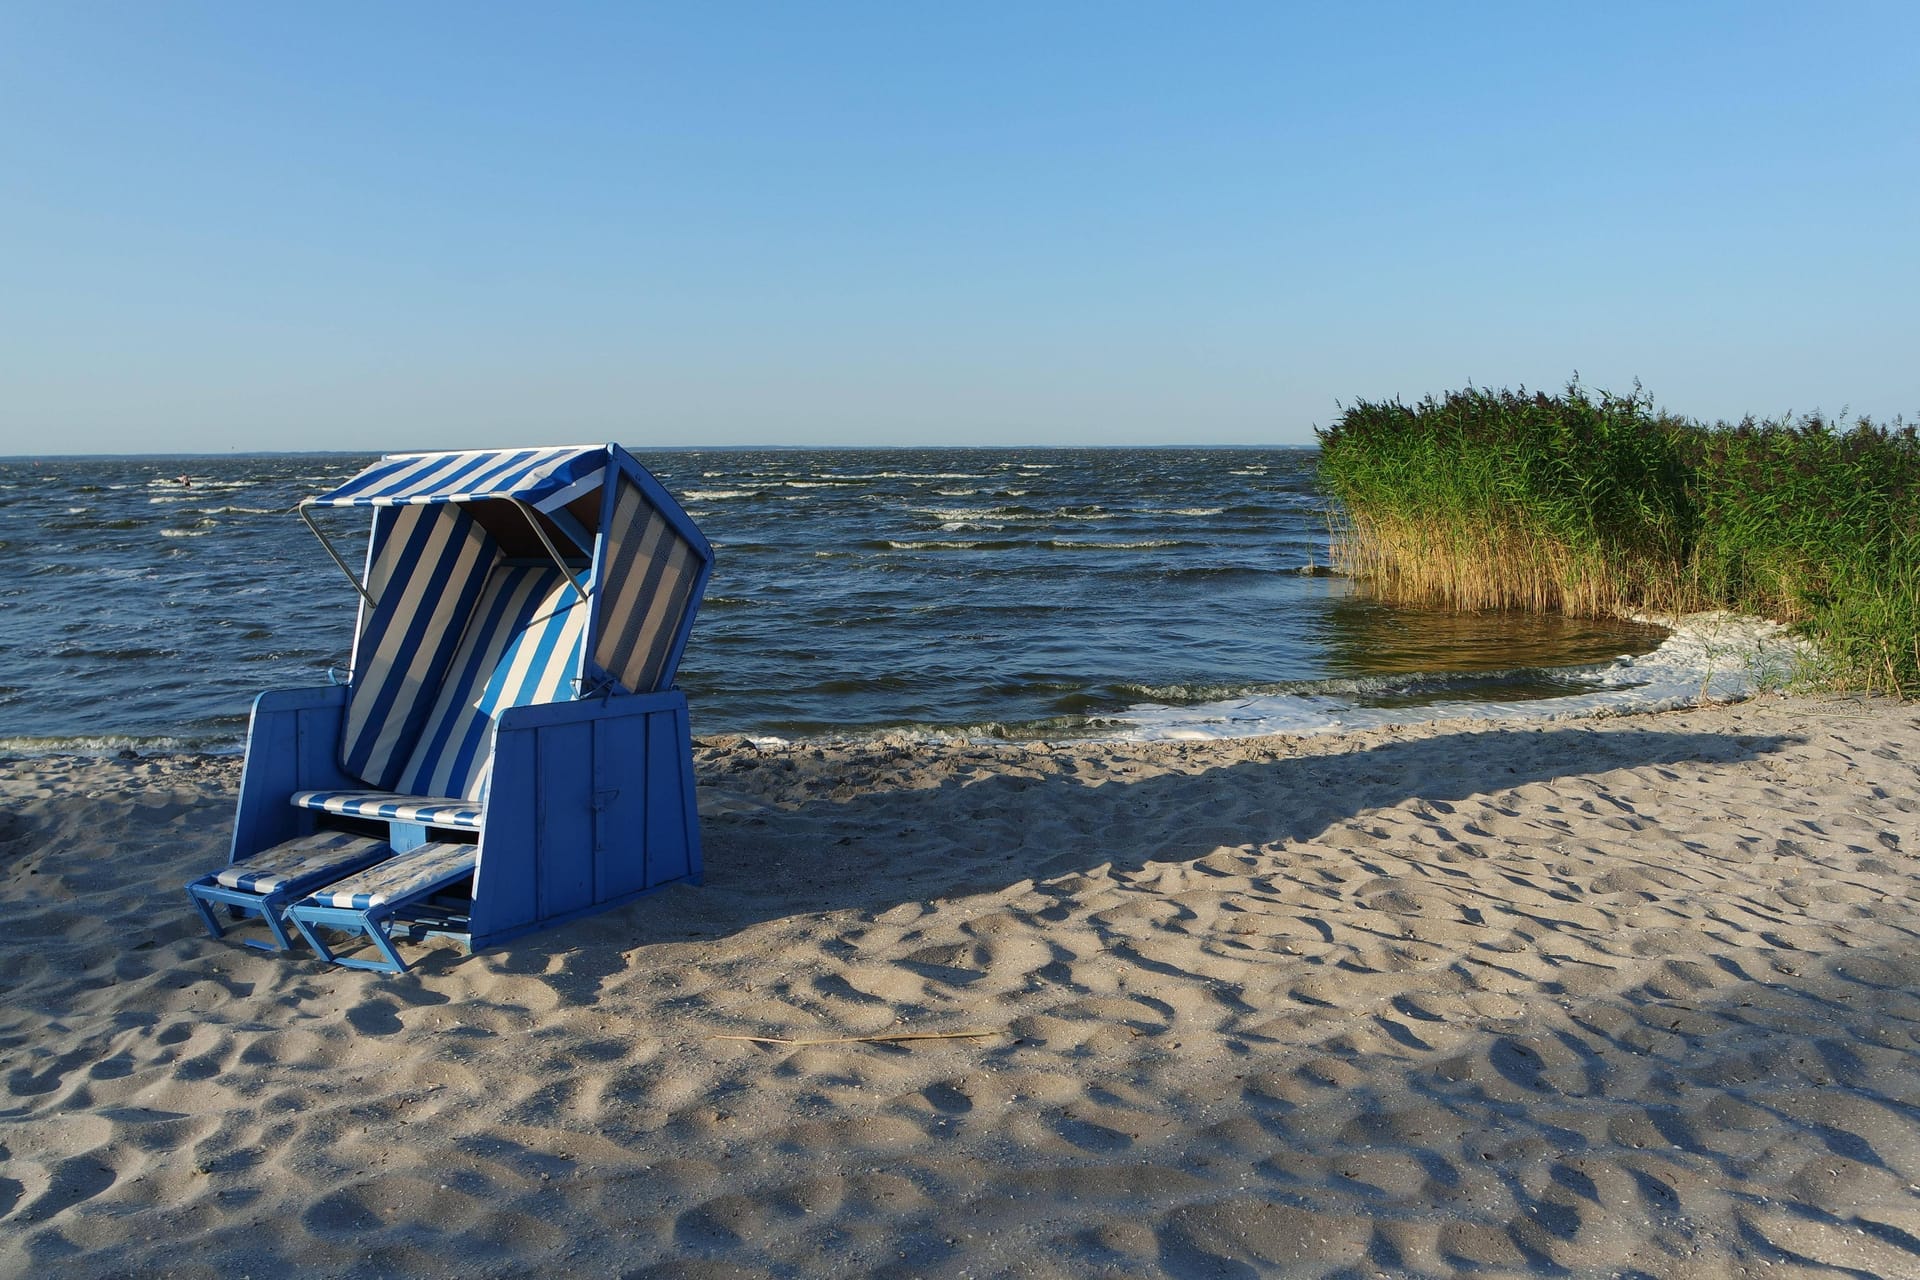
[
  {"xmin": 512, "ymin": 498, "xmax": 592, "ymax": 616},
  {"xmin": 297, "ymin": 502, "xmax": 377, "ymax": 608}
]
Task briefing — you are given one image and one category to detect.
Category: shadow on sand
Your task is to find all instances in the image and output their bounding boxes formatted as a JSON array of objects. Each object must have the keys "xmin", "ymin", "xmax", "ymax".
[{"xmin": 465, "ymin": 722, "xmax": 1796, "ymax": 997}]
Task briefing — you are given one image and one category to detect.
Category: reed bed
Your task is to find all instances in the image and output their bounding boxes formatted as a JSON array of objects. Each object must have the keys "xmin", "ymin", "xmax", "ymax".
[{"xmin": 1317, "ymin": 384, "xmax": 1920, "ymax": 697}]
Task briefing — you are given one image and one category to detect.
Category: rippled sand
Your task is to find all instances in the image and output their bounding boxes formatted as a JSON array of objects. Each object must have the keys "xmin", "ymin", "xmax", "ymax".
[{"xmin": 5, "ymin": 695, "xmax": 1920, "ymax": 1278}]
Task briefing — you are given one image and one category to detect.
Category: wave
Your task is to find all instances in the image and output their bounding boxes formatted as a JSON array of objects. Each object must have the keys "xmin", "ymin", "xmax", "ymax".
[
  {"xmin": 911, "ymin": 506, "xmax": 1006, "ymax": 524},
  {"xmin": 1158, "ymin": 564, "xmax": 1322, "ymax": 582},
  {"xmin": 741, "ymin": 613, "xmax": 1802, "ymax": 749},
  {"xmin": 876, "ymin": 538, "xmax": 1029, "ymax": 552},
  {"xmin": 1045, "ymin": 538, "xmax": 1190, "ymax": 551},
  {"xmin": 45, "ymin": 516, "xmax": 142, "ymax": 531},
  {"xmin": 1110, "ymin": 613, "xmax": 1806, "ymax": 741},
  {"xmin": 800, "ymin": 472, "xmax": 989, "ymax": 483},
  {"xmin": 907, "ymin": 503, "xmax": 1116, "ymax": 523},
  {"xmin": 0, "ymin": 733, "xmax": 243, "ymax": 757},
  {"xmin": 1104, "ymin": 662, "xmax": 1607, "ymax": 710},
  {"xmin": 871, "ymin": 536, "xmax": 1194, "ymax": 552}
]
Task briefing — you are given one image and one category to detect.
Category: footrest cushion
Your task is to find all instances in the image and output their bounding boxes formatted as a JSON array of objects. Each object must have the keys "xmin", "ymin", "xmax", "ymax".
[
  {"xmin": 215, "ymin": 832, "xmax": 393, "ymax": 895},
  {"xmin": 291, "ymin": 790, "xmax": 485, "ymax": 829},
  {"xmin": 302, "ymin": 842, "xmax": 479, "ymax": 911}
]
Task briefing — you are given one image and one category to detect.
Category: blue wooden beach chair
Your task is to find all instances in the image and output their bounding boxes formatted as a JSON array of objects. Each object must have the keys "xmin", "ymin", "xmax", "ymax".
[{"xmin": 186, "ymin": 444, "xmax": 714, "ymax": 973}]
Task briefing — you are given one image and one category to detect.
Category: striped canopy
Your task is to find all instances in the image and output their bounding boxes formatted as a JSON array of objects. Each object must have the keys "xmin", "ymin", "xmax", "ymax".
[
  {"xmin": 306, "ymin": 443, "xmax": 713, "ymax": 787},
  {"xmin": 310, "ymin": 445, "xmax": 607, "ymax": 513}
]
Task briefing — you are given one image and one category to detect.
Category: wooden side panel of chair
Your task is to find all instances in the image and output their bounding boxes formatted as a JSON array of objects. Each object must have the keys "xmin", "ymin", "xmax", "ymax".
[
  {"xmin": 230, "ymin": 686, "xmax": 355, "ymax": 864},
  {"xmin": 466, "ymin": 690, "xmax": 701, "ymax": 950}
]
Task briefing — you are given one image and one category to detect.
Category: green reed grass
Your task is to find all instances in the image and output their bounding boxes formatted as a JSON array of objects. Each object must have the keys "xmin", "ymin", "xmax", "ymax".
[{"xmin": 1317, "ymin": 383, "xmax": 1920, "ymax": 697}]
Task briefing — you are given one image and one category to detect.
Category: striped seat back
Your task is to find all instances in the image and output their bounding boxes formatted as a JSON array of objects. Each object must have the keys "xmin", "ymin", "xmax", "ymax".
[
  {"xmin": 591, "ymin": 472, "xmax": 705, "ymax": 694},
  {"xmin": 340, "ymin": 506, "xmax": 495, "ymax": 790},
  {"xmin": 389, "ymin": 564, "xmax": 590, "ymax": 800}
]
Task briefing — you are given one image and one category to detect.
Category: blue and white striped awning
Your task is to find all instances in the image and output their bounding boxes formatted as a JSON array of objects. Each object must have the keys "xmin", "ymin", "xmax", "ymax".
[{"xmin": 308, "ymin": 445, "xmax": 608, "ymax": 513}]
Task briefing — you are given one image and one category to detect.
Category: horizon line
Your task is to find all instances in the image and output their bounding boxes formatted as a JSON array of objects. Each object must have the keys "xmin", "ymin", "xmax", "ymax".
[{"xmin": 2, "ymin": 442, "xmax": 1324, "ymax": 461}]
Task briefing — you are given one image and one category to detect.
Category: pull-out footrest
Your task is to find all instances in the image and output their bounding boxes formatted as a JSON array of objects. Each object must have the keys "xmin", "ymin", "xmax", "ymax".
[
  {"xmin": 286, "ymin": 841, "xmax": 480, "ymax": 974},
  {"xmin": 187, "ymin": 832, "xmax": 395, "ymax": 951}
]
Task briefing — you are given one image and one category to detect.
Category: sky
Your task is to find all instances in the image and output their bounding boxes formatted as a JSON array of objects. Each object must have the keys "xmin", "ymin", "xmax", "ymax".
[{"xmin": 1, "ymin": 2, "xmax": 1915, "ymax": 453}]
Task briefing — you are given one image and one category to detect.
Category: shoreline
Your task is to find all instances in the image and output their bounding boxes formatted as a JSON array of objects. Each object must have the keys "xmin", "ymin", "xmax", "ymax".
[
  {"xmin": 0, "ymin": 612, "xmax": 1799, "ymax": 761},
  {"xmin": 6, "ymin": 692, "xmax": 1919, "ymax": 1276}
]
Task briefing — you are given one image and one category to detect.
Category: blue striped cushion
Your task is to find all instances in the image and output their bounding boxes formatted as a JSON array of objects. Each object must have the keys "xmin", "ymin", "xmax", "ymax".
[
  {"xmin": 215, "ymin": 831, "xmax": 391, "ymax": 894},
  {"xmin": 391, "ymin": 564, "xmax": 589, "ymax": 800},
  {"xmin": 340, "ymin": 505, "xmax": 494, "ymax": 790},
  {"xmin": 590, "ymin": 475, "xmax": 703, "ymax": 694},
  {"xmin": 289, "ymin": 790, "xmax": 486, "ymax": 829},
  {"xmin": 473, "ymin": 574, "xmax": 591, "ymax": 719},
  {"xmin": 303, "ymin": 842, "xmax": 478, "ymax": 911}
]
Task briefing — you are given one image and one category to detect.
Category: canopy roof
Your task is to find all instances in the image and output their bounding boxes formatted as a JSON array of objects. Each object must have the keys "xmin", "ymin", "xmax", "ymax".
[{"xmin": 308, "ymin": 445, "xmax": 608, "ymax": 513}]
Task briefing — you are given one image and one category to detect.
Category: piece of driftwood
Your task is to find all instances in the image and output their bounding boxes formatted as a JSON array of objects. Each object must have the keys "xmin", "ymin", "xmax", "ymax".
[{"xmin": 709, "ymin": 1028, "xmax": 1001, "ymax": 1047}]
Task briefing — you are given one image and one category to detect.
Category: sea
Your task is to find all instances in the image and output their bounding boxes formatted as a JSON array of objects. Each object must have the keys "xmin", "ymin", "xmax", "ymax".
[{"xmin": 0, "ymin": 448, "xmax": 1790, "ymax": 756}]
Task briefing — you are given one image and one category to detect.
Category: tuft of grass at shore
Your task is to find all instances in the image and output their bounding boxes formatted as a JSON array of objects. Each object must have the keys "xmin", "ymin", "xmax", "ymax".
[{"xmin": 1316, "ymin": 383, "xmax": 1920, "ymax": 697}]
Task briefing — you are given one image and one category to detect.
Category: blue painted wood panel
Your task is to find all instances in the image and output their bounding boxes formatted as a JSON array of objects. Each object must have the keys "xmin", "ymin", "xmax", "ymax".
[
  {"xmin": 536, "ymin": 719, "xmax": 597, "ymax": 919},
  {"xmin": 647, "ymin": 703, "xmax": 695, "ymax": 885},
  {"xmin": 230, "ymin": 686, "xmax": 353, "ymax": 863},
  {"xmin": 464, "ymin": 691, "xmax": 701, "ymax": 950},
  {"xmin": 593, "ymin": 715, "xmax": 645, "ymax": 901},
  {"xmin": 469, "ymin": 724, "xmax": 539, "ymax": 941}
]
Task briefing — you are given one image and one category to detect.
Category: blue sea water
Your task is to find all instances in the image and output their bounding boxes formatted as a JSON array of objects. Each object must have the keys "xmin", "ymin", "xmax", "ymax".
[{"xmin": 0, "ymin": 448, "xmax": 1669, "ymax": 753}]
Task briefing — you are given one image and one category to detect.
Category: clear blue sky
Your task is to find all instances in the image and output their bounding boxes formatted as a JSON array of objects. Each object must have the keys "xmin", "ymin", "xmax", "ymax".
[{"xmin": 2, "ymin": 2, "xmax": 1914, "ymax": 452}]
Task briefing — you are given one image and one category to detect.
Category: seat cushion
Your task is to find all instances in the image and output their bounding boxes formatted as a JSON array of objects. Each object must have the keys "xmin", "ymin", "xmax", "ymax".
[
  {"xmin": 215, "ymin": 831, "xmax": 392, "ymax": 895},
  {"xmin": 302, "ymin": 842, "xmax": 479, "ymax": 911},
  {"xmin": 290, "ymin": 790, "xmax": 486, "ymax": 830}
]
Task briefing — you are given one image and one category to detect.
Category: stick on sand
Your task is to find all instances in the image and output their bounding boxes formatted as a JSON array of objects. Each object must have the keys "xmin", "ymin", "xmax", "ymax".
[{"xmin": 708, "ymin": 1028, "xmax": 1001, "ymax": 1047}]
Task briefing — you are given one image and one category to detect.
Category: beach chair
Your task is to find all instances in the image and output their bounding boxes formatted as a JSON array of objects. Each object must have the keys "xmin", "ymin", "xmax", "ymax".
[{"xmin": 186, "ymin": 444, "xmax": 714, "ymax": 973}]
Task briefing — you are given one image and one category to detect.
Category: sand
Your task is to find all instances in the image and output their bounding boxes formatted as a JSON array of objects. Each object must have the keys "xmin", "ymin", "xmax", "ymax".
[{"xmin": 5, "ymin": 693, "xmax": 1920, "ymax": 1279}]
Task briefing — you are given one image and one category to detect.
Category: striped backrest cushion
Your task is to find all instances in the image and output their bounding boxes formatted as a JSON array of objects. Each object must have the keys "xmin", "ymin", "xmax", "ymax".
[
  {"xmin": 591, "ymin": 474, "xmax": 703, "ymax": 694},
  {"xmin": 475, "ymin": 573, "xmax": 593, "ymax": 718},
  {"xmin": 390, "ymin": 564, "xmax": 589, "ymax": 800},
  {"xmin": 341, "ymin": 505, "xmax": 495, "ymax": 790}
]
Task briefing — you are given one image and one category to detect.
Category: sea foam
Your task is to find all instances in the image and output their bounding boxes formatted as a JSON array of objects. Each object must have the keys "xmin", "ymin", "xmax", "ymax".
[{"xmin": 1111, "ymin": 613, "xmax": 1808, "ymax": 741}]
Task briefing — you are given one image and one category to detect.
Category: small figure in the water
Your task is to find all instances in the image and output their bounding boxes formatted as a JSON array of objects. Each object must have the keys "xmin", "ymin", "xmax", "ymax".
[{"xmin": 176, "ymin": 474, "xmax": 192, "ymax": 487}]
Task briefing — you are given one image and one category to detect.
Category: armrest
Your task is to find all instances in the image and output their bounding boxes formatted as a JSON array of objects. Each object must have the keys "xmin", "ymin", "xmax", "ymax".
[
  {"xmin": 494, "ymin": 688, "xmax": 688, "ymax": 733},
  {"xmin": 230, "ymin": 685, "xmax": 356, "ymax": 861},
  {"xmin": 252, "ymin": 685, "xmax": 352, "ymax": 715}
]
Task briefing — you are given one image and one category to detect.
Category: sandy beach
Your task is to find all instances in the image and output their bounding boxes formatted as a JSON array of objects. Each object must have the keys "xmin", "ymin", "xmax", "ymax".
[{"xmin": 6, "ymin": 693, "xmax": 1920, "ymax": 1278}]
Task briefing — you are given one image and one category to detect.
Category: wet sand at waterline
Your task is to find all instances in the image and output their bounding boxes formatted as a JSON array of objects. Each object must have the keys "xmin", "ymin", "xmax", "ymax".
[{"xmin": 6, "ymin": 694, "xmax": 1920, "ymax": 1278}]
